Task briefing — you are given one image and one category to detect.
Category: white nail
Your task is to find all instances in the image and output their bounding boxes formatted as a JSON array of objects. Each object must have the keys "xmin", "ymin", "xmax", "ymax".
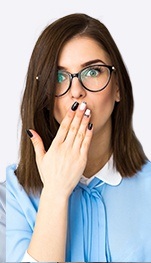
[
  {"xmin": 84, "ymin": 109, "xmax": 91, "ymax": 117},
  {"xmin": 79, "ymin": 102, "xmax": 86, "ymax": 110}
]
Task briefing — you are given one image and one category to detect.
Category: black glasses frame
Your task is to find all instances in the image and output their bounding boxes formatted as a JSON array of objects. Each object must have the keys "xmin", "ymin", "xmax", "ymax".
[{"xmin": 55, "ymin": 64, "xmax": 116, "ymax": 97}]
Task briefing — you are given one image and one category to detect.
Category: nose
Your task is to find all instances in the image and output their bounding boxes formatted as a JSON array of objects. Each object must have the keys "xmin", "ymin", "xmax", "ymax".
[{"xmin": 70, "ymin": 73, "xmax": 86, "ymax": 99}]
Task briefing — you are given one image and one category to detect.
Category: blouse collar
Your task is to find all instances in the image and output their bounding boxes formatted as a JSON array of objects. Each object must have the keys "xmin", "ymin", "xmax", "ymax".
[{"xmin": 80, "ymin": 155, "xmax": 122, "ymax": 186}]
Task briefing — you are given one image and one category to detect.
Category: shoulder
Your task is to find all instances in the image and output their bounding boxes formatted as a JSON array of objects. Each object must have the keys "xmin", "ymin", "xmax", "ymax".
[
  {"xmin": 6, "ymin": 163, "xmax": 17, "ymax": 180},
  {"xmin": 140, "ymin": 160, "xmax": 151, "ymax": 172},
  {"xmin": 6, "ymin": 163, "xmax": 17, "ymax": 179},
  {"xmin": 134, "ymin": 160, "xmax": 151, "ymax": 190},
  {"xmin": 117, "ymin": 161, "xmax": 151, "ymax": 197},
  {"xmin": 6, "ymin": 164, "xmax": 22, "ymax": 194},
  {"xmin": 122, "ymin": 160, "xmax": 151, "ymax": 197},
  {"xmin": 125, "ymin": 160, "xmax": 151, "ymax": 187},
  {"xmin": 136, "ymin": 160, "xmax": 151, "ymax": 180}
]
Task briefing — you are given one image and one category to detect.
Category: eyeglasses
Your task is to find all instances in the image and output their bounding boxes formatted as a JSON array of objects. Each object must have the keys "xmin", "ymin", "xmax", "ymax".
[{"xmin": 55, "ymin": 64, "xmax": 116, "ymax": 97}]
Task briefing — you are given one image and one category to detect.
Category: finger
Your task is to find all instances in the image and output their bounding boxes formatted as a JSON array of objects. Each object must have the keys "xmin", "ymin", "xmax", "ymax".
[
  {"xmin": 54, "ymin": 101, "xmax": 79, "ymax": 144},
  {"xmin": 72, "ymin": 108, "xmax": 91, "ymax": 149},
  {"xmin": 64, "ymin": 102, "xmax": 87, "ymax": 144},
  {"xmin": 26, "ymin": 129, "xmax": 46, "ymax": 163},
  {"xmin": 80, "ymin": 123, "xmax": 93, "ymax": 155}
]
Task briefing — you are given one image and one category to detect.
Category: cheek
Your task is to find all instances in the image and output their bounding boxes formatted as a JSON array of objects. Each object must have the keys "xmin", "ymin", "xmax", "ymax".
[
  {"xmin": 102, "ymin": 90, "xmax": 115, "ymax": 109},
  {"xmin": 92, "ymin": 87, "xmax": 116, "ymax": 122},
  {"xmin": 102, "ymin": 84, "xmax": 117, "ymax": 109},
  {"xmin": 54, "ymin": 100, "xmax": 66, "ymax": 124}
]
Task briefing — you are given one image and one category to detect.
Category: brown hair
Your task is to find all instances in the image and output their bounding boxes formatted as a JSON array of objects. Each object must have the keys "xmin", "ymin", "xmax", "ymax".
[{"xmin": 15, "ymin": 13, "xmax": 147, "ymax": 194}]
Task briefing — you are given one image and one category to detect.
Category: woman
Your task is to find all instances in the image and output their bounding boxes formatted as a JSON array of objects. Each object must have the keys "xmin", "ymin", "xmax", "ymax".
[
  {"xmin": 0, "ymin": 182, "xmax": 6, "ymax": 263},
  {"xmin": 6, "ymin": 13, "xmax": 151, "ymax": 262}
]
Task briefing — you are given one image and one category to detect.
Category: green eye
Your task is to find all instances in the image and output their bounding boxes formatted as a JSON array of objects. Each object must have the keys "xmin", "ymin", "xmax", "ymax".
[
  {"xmin": 89, "ymin": 69, "xmax": 98, "ymax": 77},
  {"xmin": 57, "ymin": 72, "xmax": 65, "ymax": 83},
  {"xmin": 83, "ymin": 68, "xmax": 99, "ymax": 78}
]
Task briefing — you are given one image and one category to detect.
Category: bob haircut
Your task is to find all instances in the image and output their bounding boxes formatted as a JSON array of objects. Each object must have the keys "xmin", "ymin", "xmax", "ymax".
[{"xmin": 15, "ymin": 13, "xmax": 147, "ymax": 194}]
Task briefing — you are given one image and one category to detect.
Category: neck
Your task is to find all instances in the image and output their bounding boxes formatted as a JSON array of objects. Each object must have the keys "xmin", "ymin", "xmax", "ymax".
[{"xmin": 83, "ymin": 123, "xmax": 112, "ymax": 178}]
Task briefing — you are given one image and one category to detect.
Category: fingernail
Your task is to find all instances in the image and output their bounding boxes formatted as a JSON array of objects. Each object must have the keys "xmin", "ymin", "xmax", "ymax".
[
  {"xmin": 71, "ymin": 101, "xmax": 79, "ymax": 111},
  {"xmin": 26, "ymin": 129, "xmax": 33, "ymax": 138},
  {"xmin": 88, "ymin": 123, "xmax": 93, "ymax": 130},
  {"xmin": 79, "ymin": 102, "xmax": 87, "ymax": 111},
  {"xmin": 84, "ymin": 109, "xmax": 91, "ymax": 117}
]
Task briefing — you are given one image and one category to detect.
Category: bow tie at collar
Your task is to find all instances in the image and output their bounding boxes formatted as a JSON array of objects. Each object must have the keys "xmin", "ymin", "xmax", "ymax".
[{"xmin": 76, "ymin": 177, "xmax": 105, "ymax": 196}]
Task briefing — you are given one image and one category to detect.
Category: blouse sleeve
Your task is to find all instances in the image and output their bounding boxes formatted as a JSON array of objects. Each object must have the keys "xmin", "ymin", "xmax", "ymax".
[{"xmin": 6, "ymin": 164, "xmax": 38, "ymax": 262}]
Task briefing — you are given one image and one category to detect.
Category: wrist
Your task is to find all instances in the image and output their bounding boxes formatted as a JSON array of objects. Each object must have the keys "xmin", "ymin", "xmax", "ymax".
[{"xmin": 41, "ymin": 186, "xmax": 69, "ymax": 204}]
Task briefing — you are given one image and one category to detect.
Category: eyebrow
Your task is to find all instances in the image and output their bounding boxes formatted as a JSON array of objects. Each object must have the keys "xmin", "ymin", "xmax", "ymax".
[
  {"xmin": 58, "ymin": 59, "xmax": 106, "ymax": 70},
  {"xmin": 81, "ymin": 59, "xmax": 106, "ymax": 67}
]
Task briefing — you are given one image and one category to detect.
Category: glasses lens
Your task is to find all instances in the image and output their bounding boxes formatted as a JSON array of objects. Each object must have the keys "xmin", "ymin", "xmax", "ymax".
[
  {"xmin": 81, "ymin": 65, "xmax": 110, "ymax": 91},
  {"xmin": 56, "ymin": 71, "xmax": 70, "ymax": 96}
]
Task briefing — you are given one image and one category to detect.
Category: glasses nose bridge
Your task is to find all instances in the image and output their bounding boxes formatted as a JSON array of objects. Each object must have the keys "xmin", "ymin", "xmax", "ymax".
[
  {"xmin": 69, "ymin": 72, "xmax": 81, "ymax": 89},
  {"xmin": 70, "ymin": 72, "xmax": 79, "ymax": 80}
]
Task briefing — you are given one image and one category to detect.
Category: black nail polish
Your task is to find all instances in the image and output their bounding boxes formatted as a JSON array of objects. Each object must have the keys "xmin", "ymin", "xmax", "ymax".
[
  {"xmin": 26, "ymin": 129, "xmax": 33, "ymax": 138},
  {"xmin": 88, "ymin": 123, "xmax": 93, "ymax": 130},
  {"xmin": 71, "ymin": 101, "xmax": 79, "ymax": 111}
]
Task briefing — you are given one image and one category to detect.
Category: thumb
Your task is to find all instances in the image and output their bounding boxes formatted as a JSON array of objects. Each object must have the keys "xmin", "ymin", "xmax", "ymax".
[{"xmin": 26, "ymin": 129, "xmax": 46, "ymax": 162}]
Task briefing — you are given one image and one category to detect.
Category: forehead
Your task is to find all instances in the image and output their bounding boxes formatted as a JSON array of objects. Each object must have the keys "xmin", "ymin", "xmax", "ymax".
[{"xmin": 58, "ymin": 36, "xmax": 111, "ymax": 68}]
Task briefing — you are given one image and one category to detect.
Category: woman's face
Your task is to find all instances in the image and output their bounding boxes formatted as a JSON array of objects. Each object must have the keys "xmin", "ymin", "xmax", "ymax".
[{"xmin": 54, "ymin": 36, "xmax": 120, "ymax": 137}]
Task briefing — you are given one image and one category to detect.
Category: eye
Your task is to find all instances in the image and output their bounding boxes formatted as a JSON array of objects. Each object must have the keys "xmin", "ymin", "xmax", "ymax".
[
  {"xmin": 57, "ymin": 71, "xmax": 67, "ymax": 83},
  {"xmin": 82, "ymin": 66, "xmax": 103, "ymax": 78}
]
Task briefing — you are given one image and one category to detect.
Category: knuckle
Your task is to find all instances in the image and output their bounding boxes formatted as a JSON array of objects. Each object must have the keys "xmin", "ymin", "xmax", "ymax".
[
  {"xmin": 82, "ymin": 141, "xmax": 88, "ymax": 148},
  {"xmin": 70, "ymin": 125, "xmax": 77, "ymax": 133},
  {"xmin": 76, "ymin": 112, "xmax": 82, "ymax": 119},
  {"xmin": 77, "ymin": 132, "xmax": 84, "ymax": 140},
  {"xmin": 32, "ymin": 139, "xmax": 39, "ymax": 148}
]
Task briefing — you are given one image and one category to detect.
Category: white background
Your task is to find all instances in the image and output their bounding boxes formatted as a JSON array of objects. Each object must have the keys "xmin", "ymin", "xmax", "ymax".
[{"xmin": 0, "ymin": 0, "xmax": 151, "ymax": 182}]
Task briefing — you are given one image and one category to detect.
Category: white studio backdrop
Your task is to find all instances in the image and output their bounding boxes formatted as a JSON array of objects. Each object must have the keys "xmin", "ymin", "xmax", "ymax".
[{"xmin": 0, "ymin": 0, "xmax": 151, "ymax": 182}]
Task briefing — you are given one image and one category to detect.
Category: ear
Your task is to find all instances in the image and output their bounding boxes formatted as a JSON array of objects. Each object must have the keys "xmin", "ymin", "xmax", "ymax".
[{"xmin": 115, "ymin": 80, "xmax": 120, "ymax": 102}]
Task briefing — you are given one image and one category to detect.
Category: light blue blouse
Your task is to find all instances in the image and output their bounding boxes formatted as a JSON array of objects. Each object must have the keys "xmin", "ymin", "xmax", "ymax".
[{"xmin": 6, "ymin": 161, "xmax": 151, "ymax": 262}]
